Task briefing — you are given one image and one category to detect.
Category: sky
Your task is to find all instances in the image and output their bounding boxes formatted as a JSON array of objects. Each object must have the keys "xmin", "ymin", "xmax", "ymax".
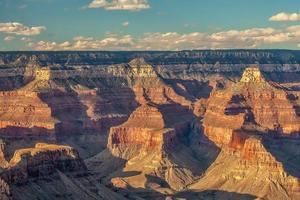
[{"xmin": 0, "ymin": 0, "xmax": 300, "ymax": 51}]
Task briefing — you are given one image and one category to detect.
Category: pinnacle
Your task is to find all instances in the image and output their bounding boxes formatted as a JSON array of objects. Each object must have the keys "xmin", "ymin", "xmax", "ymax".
[{"xmin": 240, "ymin": 67, "xmax": 266, "ymax": 83}]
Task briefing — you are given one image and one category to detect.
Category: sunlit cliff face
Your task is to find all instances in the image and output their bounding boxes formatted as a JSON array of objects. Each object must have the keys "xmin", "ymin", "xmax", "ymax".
[
  {"xmin": 0, "ymin": 54, "xmax": 300, "ymax": 200},
  {"xmin": 240, "ymin": 67, "xmax": 266, "ymax": 83}
]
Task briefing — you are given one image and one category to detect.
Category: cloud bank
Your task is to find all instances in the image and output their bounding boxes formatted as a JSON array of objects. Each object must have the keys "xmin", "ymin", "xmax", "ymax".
[
  {"xmin": 0, "ymin": 22, "xmax": 45, "ymax": 36},
  {"xmin": 88, "ymin": 0, "xmax": 150, "ymax": 11},
  {"xmin": 27, "ymin": 26, "xmax": 300, "ymax": 51},
  {"xmin": 269, "ymin": 12, "xmax": 300, "ymax": 21}
]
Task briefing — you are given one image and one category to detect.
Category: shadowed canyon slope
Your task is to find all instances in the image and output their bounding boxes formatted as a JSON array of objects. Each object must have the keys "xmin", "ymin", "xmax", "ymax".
[{"xmin": 0, "ymin": 50, "xmax": 300, "ymax": 199}]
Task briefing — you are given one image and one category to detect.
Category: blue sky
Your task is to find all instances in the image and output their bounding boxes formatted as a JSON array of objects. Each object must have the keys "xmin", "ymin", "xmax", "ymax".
[{"xmin": 0, "ymin": 0, "xmax": 300, "ymax": 51}]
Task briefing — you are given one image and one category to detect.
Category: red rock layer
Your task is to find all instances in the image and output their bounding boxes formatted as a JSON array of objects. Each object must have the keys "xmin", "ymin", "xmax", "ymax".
[
  {"xmin": 239, "ymin": 137, "xmax": 283, "ymax": 171},
  {"xmin": 203, "ymin": 67, "xmax": 300, "ymax": 149},
  {"xmin": 238, "ymin": 86, "xmax": 300, "ymax": 134},
  {"xmin": 0, "ymin": 91, "xmax": 56, "ymax": 138},
  {"xmin": 203, "ymin": 91, "xmax": 245, "ymax": 147},
  {"xmin": 108, "ymin": 103, "xmax": 192, "ymax": 158},
  {"xmin": 133, "ymin": 83, "xmax": 191, "ymax": 107},
  {"xmin": 197, "ymin": 68, "xmax": 300, "ymax": 198}
]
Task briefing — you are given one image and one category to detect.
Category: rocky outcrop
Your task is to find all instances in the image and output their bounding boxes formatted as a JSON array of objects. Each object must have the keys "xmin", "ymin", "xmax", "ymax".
[
  {"xmin": 203, "ymin": 67, "xmax": 300, "ymax": 148},
  {"xmin": 0, "ymin": 143, "xmax": 86, "ymax": 185},
  {"xmin": 0, "ymin": 91, "xmax": 56, "ymax": 138},
  {"xmin": 240, "ymin": 67, "xmax": 266, "ymax": 83},
  {"xmin": 106, "ymin": 58, "xmax": 191, "ymax": 107},
  {"xmin": 105, "ymin": 100, "xmax": 199, "ymax": 191},
  {"xmin": 0, "ymin": 58, "xmax": 190, "ymax": 141},
  {"xmin": 108, "ymin": 103, "xmax": 193, "ymax": 159},
  {"xmin": 0, "ymin": 143, "xmax": 89, "ymax": 200},
  {"xmin": 190, "ymin": 135, "xmax": 300, "ymax": 200},
  {"xmin": 239, "ymin": 136, "xmax": 283, "ymax": 170},
  {"xmin": 1, "ymin": 52, "xmax": 300, "ymax": 199},
  {"xmin": 192, "ymin": 67, "xmax": 300, "ymax": 199}
]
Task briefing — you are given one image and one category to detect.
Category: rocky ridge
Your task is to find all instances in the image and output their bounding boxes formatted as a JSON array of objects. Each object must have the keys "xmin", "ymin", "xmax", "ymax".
[
  {"xmin": 193, "ymin": 67, "xmax": 300, "ymax": 199},
  {"xmin": 0, "ymin": 53, "xmax": 300, "ymax": 199}
]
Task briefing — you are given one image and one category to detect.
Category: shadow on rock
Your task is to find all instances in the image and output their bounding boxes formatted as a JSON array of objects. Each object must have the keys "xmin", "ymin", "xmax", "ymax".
[
  {"xmin": 174, "ymin": 189, "xmax": 257, "ymax": 200},
  {"xmin": 262, "ymin": 136, "xmax": 300, "ymax": 179},
  {"xmin": 164, "ymin": 79, "xmax": 212, "ymax": 101}
]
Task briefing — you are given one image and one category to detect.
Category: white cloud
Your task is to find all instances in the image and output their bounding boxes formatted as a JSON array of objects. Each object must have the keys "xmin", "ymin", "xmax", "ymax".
[
  {"xmin": 26, "ymin": 26, "xmax": 300, "ymax": 51},
  {"xmin": 286, "ymin": 25, "xmax": 300, "ymax": 35},
  {"xmin": 88, "ymin": 0, "xmax": 150, "ymax": 11},
  {"xmin": 269, "ymin": 12, "xmax": 300, "ymax": 21},
  {"xmin": 29, "ymin": 34, "xmax": 134, "ymax": 50},
  {"xmin": 122, "ymin": 21, "xmax": 130, "ymax": 27},
  {"xmin": 4, "ymin": 36, "xmax": 14, "ymax": 42},
  {"xmin": 0, "ymin": 22, "xmax": 45, "ymax": 36}
]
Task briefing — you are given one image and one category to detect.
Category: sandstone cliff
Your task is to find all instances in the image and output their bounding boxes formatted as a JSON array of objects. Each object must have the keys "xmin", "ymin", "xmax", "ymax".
[
  {"xmin": 0, "ymin": 51, "xmax": 300, "ymax": 199},
  {"xmin": 190, "ymin": 67, "xmax": 300, "ymax": 199},
  {"xmin": 0, "ymin": 143, "xmax": 86, "ymax": 184}
]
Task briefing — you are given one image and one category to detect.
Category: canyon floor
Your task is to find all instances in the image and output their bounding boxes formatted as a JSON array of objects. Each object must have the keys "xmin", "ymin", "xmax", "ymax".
[{"xmin": 0, "ymin": 51, "xmax": 300, "ymax": 199}]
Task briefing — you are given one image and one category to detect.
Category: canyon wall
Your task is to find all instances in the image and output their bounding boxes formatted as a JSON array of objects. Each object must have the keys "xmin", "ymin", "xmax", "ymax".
[{"xmin": 0, "ymin": 51, "xmax": 300, "ymax": 199}]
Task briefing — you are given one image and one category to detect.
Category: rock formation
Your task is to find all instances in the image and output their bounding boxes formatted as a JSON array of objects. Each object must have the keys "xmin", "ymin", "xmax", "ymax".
[
  {"xmin": 191, "ymin": 67, "xmax": 300, "ymax": 199},
  {"xmin": 0, "ymin": 51, "xmax": 300, "ymax": 199},
  {"xmin": 0, "ymin": 143, "xmax": 86, "ymax": 184},
  {"xmin": 0, "ymin": 90, "xmax": 56, "ymax": 138},
  {"xmin": 108, "ymin": 103, "xmax": 193, "ymax": 159},
  {"xmin": 204, "ymin": 67, "xmax": 300, "ymax": 147},
  {"xmin": 0, "ymin": 142, "xmax": 102, "ymax": 200}
]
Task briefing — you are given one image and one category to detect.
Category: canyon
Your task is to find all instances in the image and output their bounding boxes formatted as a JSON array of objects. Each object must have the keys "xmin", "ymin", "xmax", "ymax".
[{"xmin": 0, "ymin": 50, "xmax": 300, "ymax": 199}]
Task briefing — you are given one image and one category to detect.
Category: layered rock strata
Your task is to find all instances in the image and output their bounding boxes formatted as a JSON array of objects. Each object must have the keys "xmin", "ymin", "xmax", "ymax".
[
  {"xmin": 0, "ymin": 143, "xmax": 86, "ymax": 185},
  {"xmin": 195, "ymin": 67, "xmax": 300, "ymax": 199},
  {"xmin": 108, "ymin": 103, "xmax": 193, "ymax": 159},
  {"xmin": 0, "ymin": 91, "xmax": 56, "ymax": 138},
  {"xmin": 203, "ymin": 67, "xmax": 300, "ymax": 148}
]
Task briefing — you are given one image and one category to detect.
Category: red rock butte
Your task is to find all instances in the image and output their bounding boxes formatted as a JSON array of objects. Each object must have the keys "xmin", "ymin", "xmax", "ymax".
[
  {"xmin": 0, "ymin": 52, "xmax": 300, "ymax": 200},
  {"xmin": 204, "ymin": 66, "xmax": 300, "ymax": 143}
]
